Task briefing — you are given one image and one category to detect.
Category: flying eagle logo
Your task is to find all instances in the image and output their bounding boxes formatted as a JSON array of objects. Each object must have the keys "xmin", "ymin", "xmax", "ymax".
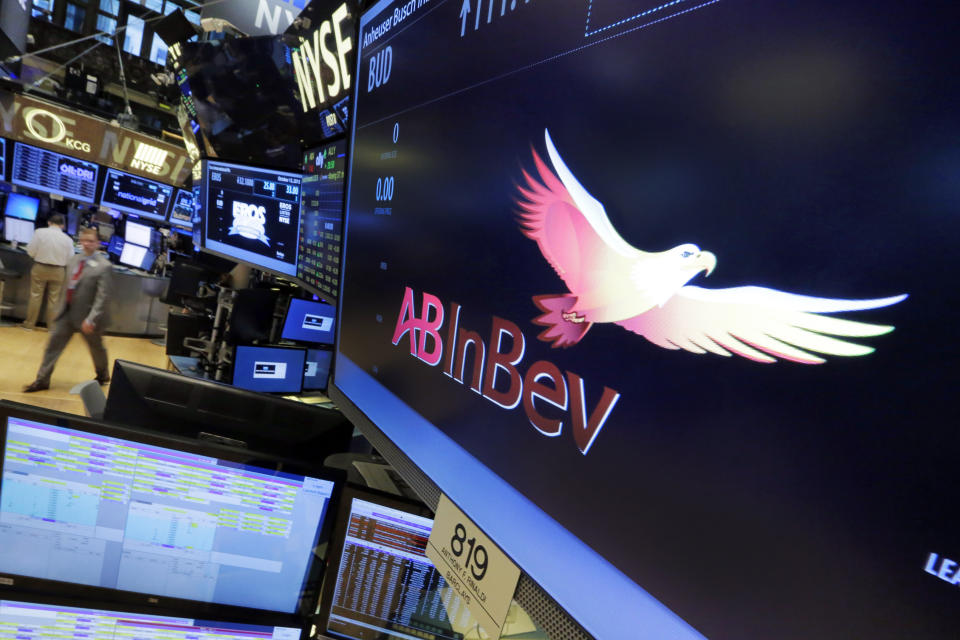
[{"xmin": 514, "ymin": 129, "xmax": 907, "ymax": 364}]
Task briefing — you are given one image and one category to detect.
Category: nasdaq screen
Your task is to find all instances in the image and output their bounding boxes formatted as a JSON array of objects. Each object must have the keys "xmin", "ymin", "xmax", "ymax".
[
  {"xmin": 333, "ymin": 1, "xmax": 957, "ymax": 638},
  {"xmin": 11, "ymin": 142, "xmax": 99, "ymax": 203},
  {"xmin": 297, "ymin": 141, "xmax": 346, "ymax": 302},
  {"xmin": 202, "ymin": 161, "xmax": 302, "ymax": 277},
  {"xmin": 0, "ymin": 416, "xmax": 336, "ymax": 613}
]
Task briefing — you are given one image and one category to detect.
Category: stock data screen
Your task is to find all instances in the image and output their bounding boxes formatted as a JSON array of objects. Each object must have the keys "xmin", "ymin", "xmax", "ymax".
[
  {"xmin": 11, "ymin": 142, "xmax": 99, "ymax": 203},
  {"xmin": 0, "ymin": 600, "xmax": 302, "ymax": 640},
  {"xmin": 0, "ymin": 417, "xmax": 335, "ymax": 613},
  {"xmin": 169, "ymin": 189, "xmax": 195, "ymax": 229},
  {"xmin": 100, "ymin": 169, "xmax": 173, "ymax": 221},
  {"xmin": 297, "ymin": 142, "xmax": 345, "ymax": 302},
  {"xmin": 203, "ymin": 161, "xmax": 302, "ymax": 277},
  {"xmin": 325, "ymin": 499, "xmax": 472, "ymax": 640}
]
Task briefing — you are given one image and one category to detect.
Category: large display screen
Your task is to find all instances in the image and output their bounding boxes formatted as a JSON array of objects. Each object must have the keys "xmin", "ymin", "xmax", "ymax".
[
  {"xmin": 169, "ymin": 188, "xmax": 195, "ymax": 229},
  {"xmin": 3, "ymin": 193, "xmax": 38, "ymax": 221},
  {"xmin": 319, "ymin": 493, "xmax": 474, "ymax": 640},
  {"xmin": 296, "ymin": 142, "xmax": 346, "ymax": 302},
  {"xmin": 11, "ymin": 142, "xmax": 98, "ymax": 203},
  {"xmin": 100, "ymin": 168, "xmax": 173, "ymax": 221},
  {"xmin": 201, "ymin": 160, "xmax": 302, "ymax": 277},
  {"xmin": 334, "ymin": 1, "xmax": 957, "ymax": 638},
  {"xmin": 0, "ymin": 599, "xmax": 302, "ymax": 640},
  {"xmin": 0, "ymin": 415, "xmax": 336, "ymax": 613}
]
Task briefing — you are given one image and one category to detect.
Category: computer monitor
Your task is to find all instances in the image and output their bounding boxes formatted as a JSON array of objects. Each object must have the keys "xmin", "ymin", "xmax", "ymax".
[
  {"xmin": 296, "ymin": 140, "xmax": 345, "ymax": 303},
  {"xmin": 3, "ymin": 192, "xmax": 39, "ymax": 221},
  {"xmin": 3, "ymin": 216, "xmax": 34, "ymax": 244},
  {"xmin": 199, "ymin": 159, "xmax": 302, "ymax": 278},
  {"xmin": 99, "ymin": 168, "xmax": 174, "ymax": 221},
  {"xmin": 125, "ymin": 219, "xmax": 153, "ymax": 246},
  {"xmin": 0, "ymin": 400, "xmax": 342, "ymax": 616},
  {"xmin": 119, "ymin": 242, "xmax": 155, "ymax": 271},
  {"xmin": 107, "ymin": 233, "xmax": 125, "ymax": 257},
  {"xmin": 103, "ymin": 361, "xmax": 352, "ymax": 461},
  {"xmin": 232, "ymin": 345, "xmax": 306, "ymax": 394},
  {"xmin": 303, "ymin": 349, "xmax": 333, "ymax": 392},
  {"xmin": 0, "ymin": 597, "xmax": 304, "ymax": 640},
  {"xmin": 316, "ymin": 488, "xmax": 478, "ymax": 640},
  {"xmin": 280, "ymin": 298, "xmax": 336, "ymax": 346},
  {"xmin": 169, "ymin": 188, "xmax": 195, "ymax": 229}
]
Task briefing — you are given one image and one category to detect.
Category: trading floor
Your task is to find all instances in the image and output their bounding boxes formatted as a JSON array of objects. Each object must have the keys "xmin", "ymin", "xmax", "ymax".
[{"xmin": 0, "ymin": 325, "xmax": 166, "ymax": 415}]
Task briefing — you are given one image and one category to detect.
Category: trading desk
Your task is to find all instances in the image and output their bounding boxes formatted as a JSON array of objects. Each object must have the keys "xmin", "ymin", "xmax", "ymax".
[{"xmin": 0, "ymin": 244, "xmax": 168, "ymax": 336}]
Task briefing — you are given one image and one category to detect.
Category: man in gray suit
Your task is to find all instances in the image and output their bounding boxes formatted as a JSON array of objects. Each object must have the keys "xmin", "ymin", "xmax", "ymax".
[{"xmin": 24, "ymin": 227, "xmax": 113, "ymax": 392}]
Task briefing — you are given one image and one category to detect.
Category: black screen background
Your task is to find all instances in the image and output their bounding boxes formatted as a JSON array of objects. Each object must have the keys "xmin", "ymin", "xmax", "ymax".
[{"xmin": 339, "ymin": 1, "xmax": 959, "ymax": 637}]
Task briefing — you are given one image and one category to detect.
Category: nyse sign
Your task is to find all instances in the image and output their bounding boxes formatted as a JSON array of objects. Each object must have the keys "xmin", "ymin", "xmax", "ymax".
[
  {"xmin": 0, "ymin": 90, "xmax": 190, "ymax": 185},
  {"xmin": 291, "ymin": 2, "xmax": 354, "ymax": 113}
]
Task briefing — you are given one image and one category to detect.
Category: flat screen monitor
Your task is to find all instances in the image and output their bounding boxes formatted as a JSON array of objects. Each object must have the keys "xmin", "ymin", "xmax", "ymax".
[
  {"xmin": 106, "ymin": 233, "xmax": 124, "ymax": 257},
  {"xmin": 200, "ymin": 159, "xmax": 302, "ymax": 277},
  {"xmin": 119, "ymin": 242, "xmax": 155, "ymax": 271},
  {"xmin": 3, "ymin": 216, "xmax": 34, "ymax": 244},
  {"xmin": 124, "ymin": 219, "xmax": 153, "ymax": 246},
  {"xmin": 66, "ymin": 208, "xmax": 80, "ymax": 236},
  {"xmin": 103, "ymin": 361, "xmax": 352, "ymax": 462},
  {"xmin": 303, "ymin": 349, "xmax": 333, "ymax": 392},
  {"xmin": 169, "ymin": 188, "xmax": 195, "ymax": 229},
  {"xmin": 0, "ymin": 138, "xmax": 5, "ymax": 178},
  {"xmin": 11, "ymin": 142, "xmax": 99, "ymax": 202},
  {"xmin": 3, "ymin": 192, "xmax": 38, "ymax": 221},
  {"xmin": 332, "ymin": 1, "xmax": 952, "ymax": 638},
  {"xmin": 317, "ymin": 489, "xmax": 477, "ymax": 640},
  {"xmin": 0, "ymin": 598, "xmax": 304, "ymax": 640},
  {"xmin": 232, "ymin": 345, "xmax": 306, "ymax": 394},
  {"xmin": 100, "ymin": 168, "xmax": 174, "ymax": 221},
  {"xmin": 296, "ymin": 140, "xmax": 345, "ymax": 303},
  {"xmin": 0, "ymin": 401, "xmax": 340, "ymax": 615},
  {"xmin": 191, "ymin": 181, "xmax": 204, "ymax": 250},
  {"xmin": 281, "ymin": 298, "xmax": 336, "ymax": 346}
]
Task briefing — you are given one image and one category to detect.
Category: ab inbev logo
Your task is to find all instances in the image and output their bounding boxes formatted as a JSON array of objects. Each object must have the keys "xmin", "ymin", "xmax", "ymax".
[
  {"xmin": 229, "ymin": 201, "xmax": 271, "ymax": 246},
  {"xmin": 516, "ymin": 129, "xmax": 907, "ymax": 364}
]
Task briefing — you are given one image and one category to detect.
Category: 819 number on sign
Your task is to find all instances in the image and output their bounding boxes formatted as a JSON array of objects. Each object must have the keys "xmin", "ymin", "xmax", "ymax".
[{"xmin": 451, "ymin": 523, "xmax": 487, "ymax": 580}]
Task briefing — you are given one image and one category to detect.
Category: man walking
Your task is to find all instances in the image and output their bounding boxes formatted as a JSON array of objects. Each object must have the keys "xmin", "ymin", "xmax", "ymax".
[
  {"xmin": 22, "ymin": 213, "xmax": 75, "ymax": 330},
  {"xmin": 24, "ymin": 227, "xmax": 113, "ymax": 392}
]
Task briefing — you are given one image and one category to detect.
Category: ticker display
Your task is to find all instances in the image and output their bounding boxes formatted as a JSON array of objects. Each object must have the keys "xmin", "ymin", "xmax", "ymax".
[{"xmin": 297, "ymin": 141, "xmax": 345, "ymax": 302}]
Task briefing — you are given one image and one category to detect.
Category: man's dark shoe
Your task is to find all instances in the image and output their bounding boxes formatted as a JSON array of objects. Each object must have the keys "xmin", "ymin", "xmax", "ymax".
[
  {"xmin": 23, "ymin": 380, "xmax": 49, "ymax": 393},
  {"xmin": 95, "ymin": 376, "xmax": 110, "ymax": 385}
]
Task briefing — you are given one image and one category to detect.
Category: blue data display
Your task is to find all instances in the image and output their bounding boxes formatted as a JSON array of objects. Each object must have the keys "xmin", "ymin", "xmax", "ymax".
[
  {"xmin": 4, "ymin": 193, "xmax": 39, "ymax": 221},
  {"xmin": 0, "ymin": 599, "xmax": 302, "ymax": 640},
  {"xmin": 0, "ymin": 417, "xmax": 335, "ymax": 613},
  {"xmin": 232, "ymin": 346, "xmax": 306, "ymax": 394},
  {"xmin": 281, "ymin": 299, "xmax": 336, "ymax": 346},
  {"xmin": 303, "ymin": 349, "xmax": 333, "ymax": 391},
  {"xmin": 11, "ymin": 142, "xmax": 99, "ymax": 203}
]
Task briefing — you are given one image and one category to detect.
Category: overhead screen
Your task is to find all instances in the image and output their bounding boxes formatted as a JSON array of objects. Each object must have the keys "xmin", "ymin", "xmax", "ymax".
[
  {"xmin": 11, "ymin": 142, "xmax": 99, "ymax": 202},
  {"xmin": 0, "ymin": 410, "xmax": 337, "ymax": 614},
  {"xmin": 200, "ymin": 160, "xmax": 302, "ymax": 277},
  {"xmin": 296, "ymin": 141, "xmax": 346, "ymax": 302},
  {"xmin": 334, "ymin": 1, "xmax": 956, "ymax": 638},
  {"xmin": 169, "ymin": 188, "xmax": 195, "ymax": 229},
  {"xmin": 100, "ymin": 168, "xmax": 174, "ymax": 221},
  {"xmin": 0, "ymin": 599, "xmax": 302, "ymax": 640}
]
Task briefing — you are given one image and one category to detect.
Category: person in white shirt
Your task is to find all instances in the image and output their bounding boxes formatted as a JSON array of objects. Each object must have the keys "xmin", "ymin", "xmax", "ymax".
[{"xmin": 22, "ymin": 213, "xmax": 76, "ymax": 330}]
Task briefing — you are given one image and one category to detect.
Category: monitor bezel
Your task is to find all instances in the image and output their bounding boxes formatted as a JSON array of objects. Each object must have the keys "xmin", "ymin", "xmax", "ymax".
[
  {"xmin": 231, "ymin": 344, "xmax": 308, "ymax": 395},
  {"xmin": 0, "ymin": 400, "xmax": 345, "ymax": 626},
  {"xmin": 99, "ymin": 167, "xmax": 175, "ymax": 221},
  {"xmin": 313, "ymin": 485, "xmax": 435, "ymax": 640}
]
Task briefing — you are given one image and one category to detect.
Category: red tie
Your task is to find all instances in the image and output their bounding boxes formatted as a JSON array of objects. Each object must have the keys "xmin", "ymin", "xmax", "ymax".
[{"xmin": 67, "ymin": 261, "xmax": 84, "ymax": 304}]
